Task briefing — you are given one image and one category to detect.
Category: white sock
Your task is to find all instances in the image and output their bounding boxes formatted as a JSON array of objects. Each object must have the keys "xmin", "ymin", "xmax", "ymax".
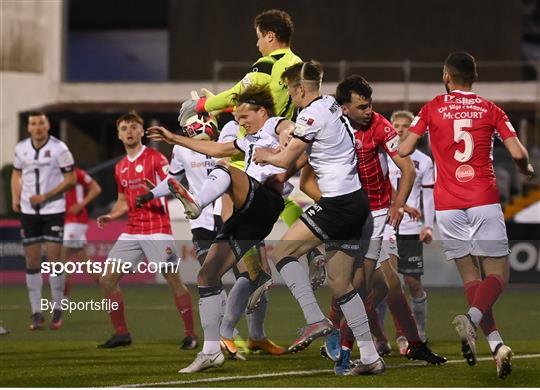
[
  {"xmin": 219, "ymin": 288, "xmax": 228, "ymax": 324},
  {"xmin": 199, "ymin": 290, "xmax": 223, "ymax": 355},
  {"xmin": 26, "ymin": 272, "xmax": 43, "ymax": 314},
  {"xmin": 375, "ymin": 301, "xmax": 387, "ymax": 330},
  {"xmin": 49, "ymin": 273, "xmax": 65, "ymax": 310},
  {"xmin": 247, "ymin": 291, "xmax": 267, "ymax": 340},
  {"xmin": 340, "ymin": 292, "xmax": 379, "ymax": 365},
  {"xmin": 220, "ymin": 277, "xmax": 249, "ymax": 339},
  {"xmin": 412, "ymin": 292, "xmax": 427, "ymax": 341},
  {"xmin": 278, "ymin": 260, "xmax": 325, "ymax": 324},
  {"xmin": 487, "ymin": 330, "xmax": 504, "ymax": 353},
  {"xmin": 467, "ymin": 307, "xmax": 483, "ymax": 328},
  {"xmin": 197, "ymin": 168, "xmax": 231, "ymax": 208}
]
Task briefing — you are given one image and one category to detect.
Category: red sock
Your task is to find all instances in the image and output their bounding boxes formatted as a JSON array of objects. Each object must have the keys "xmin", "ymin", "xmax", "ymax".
[
  {"xmin": 63, "ymin": 279, "xmax": 71, "ymax": 298},
  {"xmin": 464, "ymin": 280, "xmax": 498, "ymax": 335},
  {"xmin": 471, "ymin": 275, "xmax": 505, "ymax": 315},
  {"xmin": 366, "ymin": 300, "xmax": 387, "ymax": 343},
  {"xmin": 386, "ymin": 289, "xmax": 421, "ymax": 344},
  {"xmin": 175, "ymin": 292, "xmax": 195, "ymax": 337},
  {"xmin": 107, "ymin": 291, "xmax": 128, "ymax": 335},
  {"xmin": 329, "ymin": 297, "xmax": 344, "ymax": 328},
  {"xmin": 339, "ymin": 320, "xmax": 355, "ymax": 350}
]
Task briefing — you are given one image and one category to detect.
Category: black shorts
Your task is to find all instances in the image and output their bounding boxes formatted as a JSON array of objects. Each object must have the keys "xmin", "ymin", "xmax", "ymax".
[
  {"xmin": 396, "ymin": 234, "xmax": 424, "ymax": 275},
  {"xmin": 216, "ymin": 177, "xmax": 284, "ymax": 260},
  {"xmin": 300, "ymin": 188, "xmax": 370, "ymax": 256},
  {"xmin": 20, "ymin": 213, "xmax": 64, "ymax": 246},
  {"xmin": 191, "ymin": 216, "xmax": 223, "ymax": 261}
]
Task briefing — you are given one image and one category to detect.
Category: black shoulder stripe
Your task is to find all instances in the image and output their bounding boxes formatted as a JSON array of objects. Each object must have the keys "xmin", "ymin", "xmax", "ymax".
[
  {"xmin": 249, "ymin": 60, "xmax": 274, "ymax": 75},
  {"xmin": 274, "ymin": 118, "xmax": 286, "ymax": 134},
  {"xmin": 291, "ymin": 133, "xmax": 313, "ymax": 143}
]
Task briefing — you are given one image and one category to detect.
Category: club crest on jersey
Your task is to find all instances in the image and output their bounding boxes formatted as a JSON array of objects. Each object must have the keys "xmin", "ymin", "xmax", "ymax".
[
  {"xmin": 44, "ymin": 150, "xmax": 51, "ymax": 158},
  {"xmin": 455, "ymin": 164, "xmax": 475, "ymax": 182},
  {"xmin": 135, "ymin": 164, "xmax": 143, "ymax": 173}
]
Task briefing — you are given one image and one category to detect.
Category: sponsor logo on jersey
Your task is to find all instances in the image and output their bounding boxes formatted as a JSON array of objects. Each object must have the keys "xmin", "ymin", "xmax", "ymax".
[
  {"xmin": 455, "ymin": 164, "xmax": 475, "ymax": 182},
  {"xmin": 121, "ymin": 167, "xmax": 128, "ymax": 173},
  {"xmin": 121, "ymin": 179, "xmax": 128, "ymax": 187}
]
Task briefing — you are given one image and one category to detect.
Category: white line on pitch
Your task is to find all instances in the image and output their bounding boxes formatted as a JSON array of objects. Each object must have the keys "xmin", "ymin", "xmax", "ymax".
[{"xmin": 118, "ymin": 353, "xmax": 540, "ymax": 388}]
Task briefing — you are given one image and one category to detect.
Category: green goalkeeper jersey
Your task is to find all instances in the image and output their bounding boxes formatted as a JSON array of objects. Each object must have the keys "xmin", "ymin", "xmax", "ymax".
[{"xmin": 203, "ymin": 48, "xmax": 302, "ymax": 120}]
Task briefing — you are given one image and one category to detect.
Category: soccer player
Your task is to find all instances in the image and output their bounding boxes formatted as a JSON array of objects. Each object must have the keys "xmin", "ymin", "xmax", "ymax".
[
  {"xmin": 147, "ymin": 85, "xmax": 296, "ymax": 373},
  {"xmin": 399, "ymin": 52, "xmax": 535, "ymax": 379},
  {"xmin": 178, "ymin": 9, "xmax": 307, "ymax": 304},
  {"xmin": 317, "ymin": 76, "xmax": 445, "ymax": 373},
  {"xmin": 11, "ymin": 112, "xmax": 76, "ymax": 330},
  {"xmin": 386, "ymin": 110, "xmax": 435, "ymax": 345},
  {"xmin": 62, "ymin": 167, "xmax": 102, "ymax": 297},
  {"xmin": 96, "ymin": 111, "xmax": 197, "ymax": 349},
  {"xmin": 253, "ymin": 61, "xmax": 384, "ymax": 376}
]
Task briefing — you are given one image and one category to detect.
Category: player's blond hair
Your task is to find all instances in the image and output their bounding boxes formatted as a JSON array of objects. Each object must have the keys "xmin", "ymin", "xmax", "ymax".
[{"xmin": 390, "ymin": 110, "xmax": 414, "ymax": 124}]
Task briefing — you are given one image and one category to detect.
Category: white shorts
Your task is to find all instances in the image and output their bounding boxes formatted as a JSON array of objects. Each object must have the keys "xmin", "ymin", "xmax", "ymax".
[
  {"xmin": 436, "ymin": 203, "xmax": 509, "ymax": 260},
  {"xmin": 106, "ymin": 233, "xmax": 179, "ymax": 271},
  {"xmin": 63, "ymin": 222, "xmax": 88, "ymax": 249},
  {"xmin": 377, "ymin": 224, "xmax": 398, "ymax": 269},
  {"xmin": 362, "ymin": 208, "xmax": 388, "ymax": 261}
]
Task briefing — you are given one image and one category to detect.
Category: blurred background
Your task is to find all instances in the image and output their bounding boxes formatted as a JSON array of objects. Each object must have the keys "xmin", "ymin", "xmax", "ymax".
[{"xmin": 1, "ymin": 0, "xmax": 539, "ymax": 285}]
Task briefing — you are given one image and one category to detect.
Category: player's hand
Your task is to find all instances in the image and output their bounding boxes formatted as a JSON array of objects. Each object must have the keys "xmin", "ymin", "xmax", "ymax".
[
  {"xmin": 253, "ymin": 147, "xmax": 279, "ymax": 166},
  {"xmin": 146, "ymin": 126, "xmax": 177, "ymax": 145},
  {"xmin": 387, "ymin": 203, "xmax": 405, "ymax": 229},
  {"xmin": 29, "ymin": 194, "xmax": 46, "ymax": 206},
  {"xmin": 419, "ymin": 226, "xmax": 433, "ymax": 244},
  {"xmin": 97, "ymin": 214, "xmax": 112, "ymax": 229},
  {"xmin": 12, "ymin": 199, "xmax": 21, "ymax": 213},
  {"xmin": 135, "ymin": 192, "xmax": 154, "ymax": 208},
  {"xmin": 178, "ymin": 91, "xmax": 207, "ymax": 127},
  {"xmin": 67, "ymin": 203, "xmax": 84, "ymax": 215},
  {"xmin": 404, "ymin": 205, "xmax": 422, "ymax": 221},
  {"xmin": 522, "ymin": 163, "xmax": 535, "ymax": 181}
]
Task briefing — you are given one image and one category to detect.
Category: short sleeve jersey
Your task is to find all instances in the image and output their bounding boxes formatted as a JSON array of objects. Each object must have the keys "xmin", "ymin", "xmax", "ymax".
[
  {"xmin": 292, "ymin": 95, "xmax": 361, "ymax": 198},
  {"xmin": 115, "ymin": 146, "xmax": 172, "ymax": 235},
  {"xmin": 353, "ymin": 112, "xmax": 400, "ymax": 210},
  {"xmin": 233, "ymin": 117, "xmax": 289, "ymax": 186},
  {"xmin": 409, "ymin": 90, "xmax": 517, "ymax": 210},
  {"xmin": 169, "ymin": 145, "xmax": 218, "ymax": 231},
  {"xmin": 64, "ymin": 167, "xmax": 93, "ymax": 224},
  {"xmin": 14, "ymin": 135, "xmax": 75, "ymax": 215},
  {"xmin": 388, "ymin": 149, "xmax": 434, "ymax": 234}
]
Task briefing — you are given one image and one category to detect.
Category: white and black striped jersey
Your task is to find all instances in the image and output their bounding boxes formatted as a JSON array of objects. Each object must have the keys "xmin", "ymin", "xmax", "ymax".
[
  {"xmin": 13, "ymin": 135, "xmax": 75, "ymax": 215},
  {"xmin": 233, "ymin": 117, "xmax": 293, "ymax": 196},
  {"xmin": 292, "ymin": 95, "xmax": 360, "ymax": 197},
  {"xmin": 388, "ymin": 149, "xmax": 435, "ymax": 234},
  {"xmin": 167, "ymin": 146, "xmax": 220, "ymax": 231}
]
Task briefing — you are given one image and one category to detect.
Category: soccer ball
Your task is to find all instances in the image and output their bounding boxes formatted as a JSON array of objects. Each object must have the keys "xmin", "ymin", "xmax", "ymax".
[{"xmin": 182, "ymin": 113, "xmax": 218, "ymax": 140}]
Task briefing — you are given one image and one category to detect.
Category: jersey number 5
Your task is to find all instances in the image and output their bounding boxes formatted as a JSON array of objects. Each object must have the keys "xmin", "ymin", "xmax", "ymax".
[{"xmin": 453, "ymin": 119, "xmax": 474, "ymax": 162}]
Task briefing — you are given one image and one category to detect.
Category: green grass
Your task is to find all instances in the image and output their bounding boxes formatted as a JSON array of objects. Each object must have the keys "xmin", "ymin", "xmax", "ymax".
[{"xmin": 1, "ymin": 284, "xmax": 539, "ymax": 387}]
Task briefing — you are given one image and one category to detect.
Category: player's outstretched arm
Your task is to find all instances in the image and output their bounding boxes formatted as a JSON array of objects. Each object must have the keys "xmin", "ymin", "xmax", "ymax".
[
  {"xmin": 503, "ymin": 137, "xmax": 535, "ymax": 180},
  {"xmin": 398, "ymin": 132, "xmax": 421, "ymax": 157},
  {"xmin": 253, "ymin": 137, "xmax": 307, "ymax": 169},
  {"xmin": 146, "ymin": 126, "xmax": 237, "ymax": 158}
]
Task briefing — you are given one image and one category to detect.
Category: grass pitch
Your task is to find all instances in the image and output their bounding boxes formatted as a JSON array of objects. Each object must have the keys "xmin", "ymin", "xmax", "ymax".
[{"xmin": 1, "ymin": 284, "xmax": 539, "ymax": 387}]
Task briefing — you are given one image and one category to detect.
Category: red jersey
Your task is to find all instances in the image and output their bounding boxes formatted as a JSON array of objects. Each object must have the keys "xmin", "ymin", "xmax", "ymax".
[
  {"xmin": 65, "ymin": 167, "xmax": 92, "ymax": 224},
  {"xmin": 409, "ymin": 90, "xmax": 517, "ymax": 210},
  {"xmin": 115, "ymin": 146, "xmax": 172, "ymax": 235},
  {"xmin": 354, "ymin": 112, "xmax": 400, "ymax": 210}
]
